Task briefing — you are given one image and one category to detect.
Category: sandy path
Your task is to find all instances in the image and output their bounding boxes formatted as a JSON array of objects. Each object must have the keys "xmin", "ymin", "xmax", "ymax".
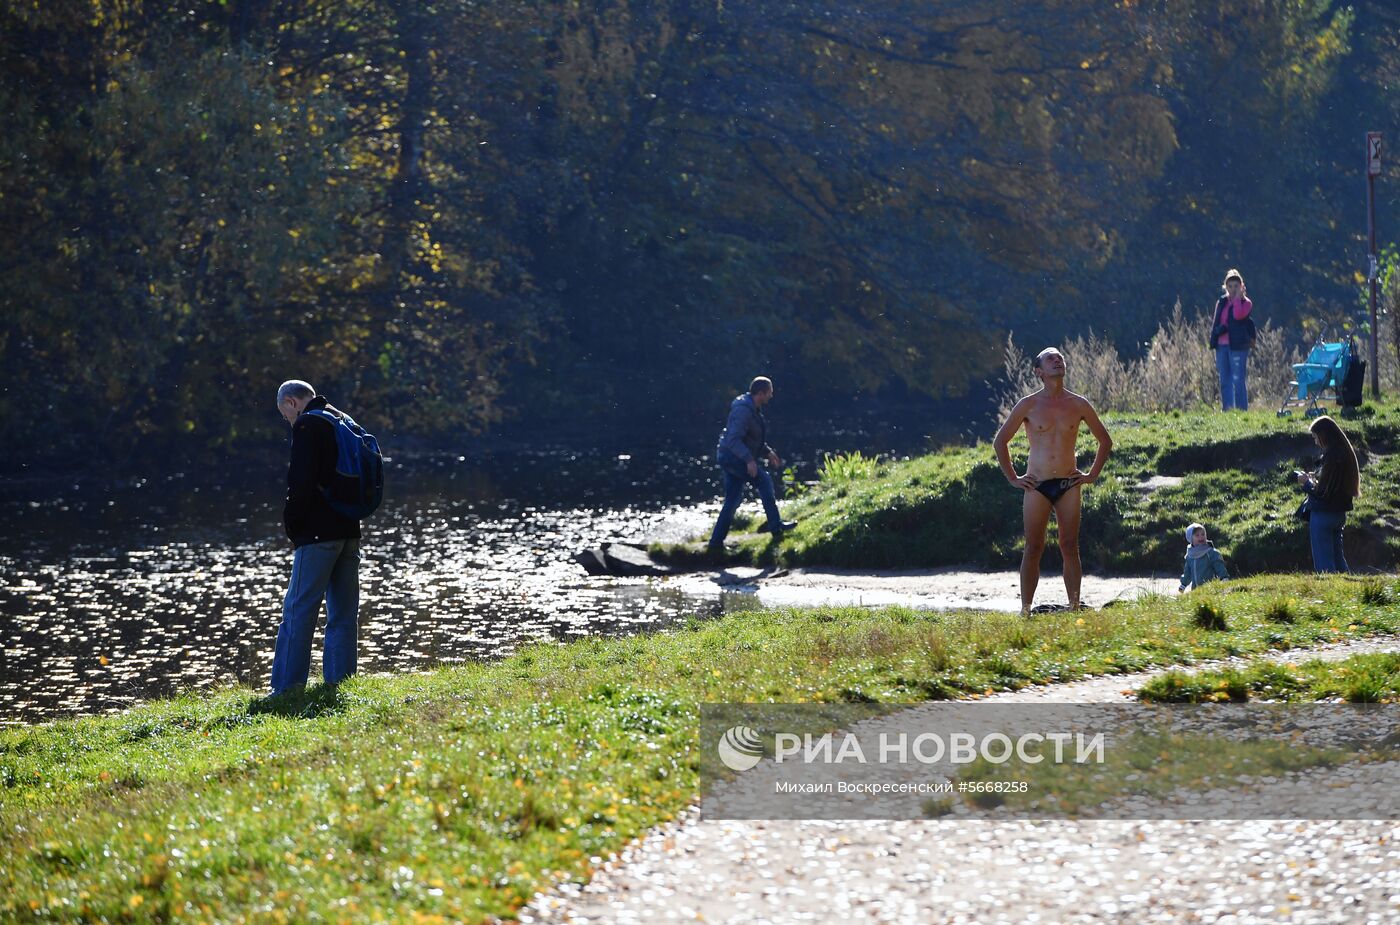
[{"xmin": 523, "ymin": 635, "xmax": 1400, "ymax": 925}]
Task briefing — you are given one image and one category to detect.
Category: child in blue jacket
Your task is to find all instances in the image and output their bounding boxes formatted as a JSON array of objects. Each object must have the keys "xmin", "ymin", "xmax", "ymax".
[{"xmin": 1179, "ymin": 522, "xmax": 1229, "ymax": 592}]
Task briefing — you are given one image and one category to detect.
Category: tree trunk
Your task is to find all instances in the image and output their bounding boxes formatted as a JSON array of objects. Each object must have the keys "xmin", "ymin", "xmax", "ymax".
[{"xmin": 378, "ymin": 2, "xmax": 432, "ymax": 309}]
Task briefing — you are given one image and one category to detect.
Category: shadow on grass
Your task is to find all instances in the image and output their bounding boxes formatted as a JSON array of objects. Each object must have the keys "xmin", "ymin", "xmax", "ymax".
[{"xmin": 248, "ymin": 682, "xmax": 350, "ymax": 720}]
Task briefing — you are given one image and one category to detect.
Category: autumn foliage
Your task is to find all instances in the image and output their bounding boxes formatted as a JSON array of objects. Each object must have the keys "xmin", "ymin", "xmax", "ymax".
[{"xmin": 0, "ymin": 1, "xmax": 1394, "ymax": 465}]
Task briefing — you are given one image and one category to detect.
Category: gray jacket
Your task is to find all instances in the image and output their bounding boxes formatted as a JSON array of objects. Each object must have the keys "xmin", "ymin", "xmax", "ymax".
[
  {"xmin": 716, "ymin": 393, "xmax": 773, "ymax": 464},
  {"xmin": 1179, "ymin": 544, "xmax": 1229, "ymax": 591}
]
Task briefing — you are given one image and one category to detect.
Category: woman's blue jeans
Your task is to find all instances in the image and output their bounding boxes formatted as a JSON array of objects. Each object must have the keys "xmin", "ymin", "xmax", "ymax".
[
  {"xmin": 708, "ymin": 455, "xmax": 783, "ymax": 548},
  {"xmin": 1308, "ymin": 510, "xmax": 1349, "ymax": 573},
  {"xmin": 271, "ymin": 538, "xmax": 360, "ymax": 693},
  {"xmin": 1215, "ymin": 346, "xmax": 1249, "ymax": 410}
]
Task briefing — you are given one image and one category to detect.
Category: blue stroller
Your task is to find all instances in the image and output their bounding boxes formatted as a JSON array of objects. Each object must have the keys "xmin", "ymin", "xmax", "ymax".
[{"xmin": 1277, "ymin": 334, "xmax": 1353, "ymax": 418}]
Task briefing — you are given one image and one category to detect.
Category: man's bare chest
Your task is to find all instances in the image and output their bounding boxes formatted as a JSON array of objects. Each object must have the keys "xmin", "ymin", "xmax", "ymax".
[{"xmin": 1025, "ymin": 407, "xmax": 1082, "ymax": 440}]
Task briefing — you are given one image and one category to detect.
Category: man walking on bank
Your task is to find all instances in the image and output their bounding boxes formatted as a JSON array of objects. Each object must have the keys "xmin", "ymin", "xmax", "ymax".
[
  {"xmin": 707, "ymin": 376, "xmax": 795, "ymax": 553},
  {"xmin": 270, "ymin": 379, "xmax": 362, "ymax": 694},
  {"xmin": 993, "ymin": 349, "xmax": 1113, "ymax": 614}
]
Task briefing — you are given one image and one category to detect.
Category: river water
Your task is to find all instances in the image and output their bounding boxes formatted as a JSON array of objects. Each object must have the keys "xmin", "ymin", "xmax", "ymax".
[{"xmin": 1, "ymin": 417, "xmax": 949, "ymax": 726}]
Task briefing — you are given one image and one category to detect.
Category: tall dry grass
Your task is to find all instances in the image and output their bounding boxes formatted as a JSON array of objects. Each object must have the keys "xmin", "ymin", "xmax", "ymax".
[
  {"xmin": 1379, "ymin": 273, "xmax": 1400, "ymax": 392},
  {"xmin": 993, "ymin": 300, "xmax": 1303, "ymax": 418}
]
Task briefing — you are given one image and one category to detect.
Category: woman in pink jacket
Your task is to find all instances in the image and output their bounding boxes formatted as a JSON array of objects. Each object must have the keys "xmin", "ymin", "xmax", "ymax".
[{"xmin": 1209, "ymin": 268, "xmax": 1255, "ymax": 410}]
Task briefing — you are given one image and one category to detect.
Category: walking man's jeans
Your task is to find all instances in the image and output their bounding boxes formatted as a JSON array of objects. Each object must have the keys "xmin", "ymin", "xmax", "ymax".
[
  {"xmin": 271, "ymin": 538, "xmax": 360, "ymax": 693},
  {"xmin": 708, "ymin": 457, "xmax": 783, "ymax": 548},
  {"xmin": 1309, "ymin": 510, "xmax": 1349, "ymax": 573},
  {"xmin": 1215, "ymin": 346, "xmax": 1250, "ymax": 410}
]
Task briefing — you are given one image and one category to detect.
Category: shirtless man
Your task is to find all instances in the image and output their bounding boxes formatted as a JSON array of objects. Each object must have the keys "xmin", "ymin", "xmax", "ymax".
[{"xmin": 993, "ymin": 348, "xmax": 1113, "ymax": 615}]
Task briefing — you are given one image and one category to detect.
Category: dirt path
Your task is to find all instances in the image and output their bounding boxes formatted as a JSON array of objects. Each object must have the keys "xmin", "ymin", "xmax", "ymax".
[{"xmin": 523, "ymin": 635, "xmax": 1400, "ymax": 925}]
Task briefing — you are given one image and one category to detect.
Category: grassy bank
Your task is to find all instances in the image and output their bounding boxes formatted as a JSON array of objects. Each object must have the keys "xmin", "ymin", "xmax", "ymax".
[
  {"xmin": 2, "ymin": 575, "xmax": 1399, "ymax": 921},
  {"xmin": 1140, "ymin": 651, "xmax": 1400, "ymax": 703},
  {"xmin": 660, "ymin": 402, "xmax": 1400, "ymax": 573}
]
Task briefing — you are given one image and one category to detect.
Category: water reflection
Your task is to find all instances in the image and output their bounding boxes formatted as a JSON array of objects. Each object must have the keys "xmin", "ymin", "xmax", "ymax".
[{"xmin": 1, "ymin": 420, "xmax": 948, "ymax": 725}]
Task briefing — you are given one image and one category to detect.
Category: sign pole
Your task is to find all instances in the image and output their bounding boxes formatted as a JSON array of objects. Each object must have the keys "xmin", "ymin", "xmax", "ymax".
[{"xmin": 1367, "ymin": 131, "xmax": 1382, "ymax": 398}]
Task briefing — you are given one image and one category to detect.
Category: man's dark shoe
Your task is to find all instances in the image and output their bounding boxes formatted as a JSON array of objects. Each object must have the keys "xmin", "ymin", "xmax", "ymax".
[{"xmin": 755, "ymin": 520, "xmax": 798, "ymax": 534}]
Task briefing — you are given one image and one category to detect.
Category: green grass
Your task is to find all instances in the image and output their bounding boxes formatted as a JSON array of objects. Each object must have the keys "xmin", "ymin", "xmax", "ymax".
[
  {"xmin": 819, "ymin": 450, "xmax": 879, "ymax": 484},
  {"xmin": 1139, "ymin": 652, "xmax": 1400, "ymax": 703},
  {"xmin": 2, "ymin": 574, "xmax": 1398, "ymax": 921},
  {"xmin": 657, "ymin": 402, "xmax": 1400, "ymax": 572}
]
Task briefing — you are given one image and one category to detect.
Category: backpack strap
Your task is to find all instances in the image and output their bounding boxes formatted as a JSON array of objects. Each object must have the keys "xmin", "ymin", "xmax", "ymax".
[{"xmin": 303, "ymin": 409, "xmax": 357, "ymax": 478}]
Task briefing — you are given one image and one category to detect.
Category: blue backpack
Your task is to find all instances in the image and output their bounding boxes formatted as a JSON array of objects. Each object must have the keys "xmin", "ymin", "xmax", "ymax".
[{"xmin": 305, "ymin": 408, "xmax": 384, "ymax": 520}]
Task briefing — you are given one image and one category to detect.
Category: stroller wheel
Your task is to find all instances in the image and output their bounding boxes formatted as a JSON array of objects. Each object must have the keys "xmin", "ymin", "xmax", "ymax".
[
  {"xmin": 1276, "ymin": 410, "xmax": 1292, "ymax": 417},
  {"xmin": 1306, "ymin": 407, "xmax": 1324, "ymax": 419}
]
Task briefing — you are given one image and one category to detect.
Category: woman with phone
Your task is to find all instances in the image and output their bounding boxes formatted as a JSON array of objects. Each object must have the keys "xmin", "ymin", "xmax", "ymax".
[
  {"xmin": 1295, "ymin": 415, "xmax": 1361, "ymax": 572},
  {"xmin": 1209, "ymin": 268, "xmax": 1255, "ymax": 410}
]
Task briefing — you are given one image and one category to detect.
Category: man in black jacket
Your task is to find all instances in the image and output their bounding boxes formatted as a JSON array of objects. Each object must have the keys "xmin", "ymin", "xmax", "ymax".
[{"xmin": 270, "ymin": 379, "xmax": 361, "ymax": 694}]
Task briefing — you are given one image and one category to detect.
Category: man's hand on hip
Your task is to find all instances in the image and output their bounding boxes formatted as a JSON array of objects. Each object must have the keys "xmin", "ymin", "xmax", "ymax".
[{"xmin": 747, "ymin": 459, "xmax": 759, "ymax": 478}]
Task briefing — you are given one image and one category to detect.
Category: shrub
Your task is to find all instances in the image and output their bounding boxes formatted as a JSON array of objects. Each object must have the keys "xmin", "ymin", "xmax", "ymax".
[
  {"xmin": 1192, "ymin": 599, "xmax": 1229, "ymax": 631},
  {"xmin": 1263, "ymin": 597, "xmax": 1298, "ymax": 623},
  {"xmin": 1359, "ymin": 579, "xmax": 1394, "ymax": 606},
  {"xmin": 819, "ymin": 451, "xmax": 878, "ymax": 485},
  {"xmin": 1337, "ymin": 656, "xmax": 1400, "ymax": 703},
  {"xmin": 1138, "ymin": 667, "xmax": 1248, "ymax": 702},
  {"xmin": 1208, "ymin": 669, "xmax": 1251, "ymax": 702},
  {"xmin": 919, "ymin": 628, "xmax": 953, "ymax": 672}
]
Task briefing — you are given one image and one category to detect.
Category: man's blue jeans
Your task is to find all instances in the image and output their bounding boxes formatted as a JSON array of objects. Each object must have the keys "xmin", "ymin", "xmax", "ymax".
[
  {"xmin": 1215, "ymin": 346, "xmax": 1249, "ymax": 410},
  {"xmin": 1309, "ymin": 510, "xmax": 1349, "ymax": 573},
  {"xmin": 708, "ymin": 457, "xmax": 783, "ymax": 548},
  {"xmin": 271, "ymin": 538, "xmax": 360, "ymax": 693}
]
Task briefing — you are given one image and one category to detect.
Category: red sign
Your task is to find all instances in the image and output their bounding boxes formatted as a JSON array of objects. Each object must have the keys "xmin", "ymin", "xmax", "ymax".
[{"xmin": 1368, "ymin": 132, "xmax": 1383, "ymax": 177}]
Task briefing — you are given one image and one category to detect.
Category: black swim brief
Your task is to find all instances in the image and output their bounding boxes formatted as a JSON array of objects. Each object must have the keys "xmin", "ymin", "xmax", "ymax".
[{"xmin": 1035, "ymin": 478, "xmax": 1075, "ymax": 503}]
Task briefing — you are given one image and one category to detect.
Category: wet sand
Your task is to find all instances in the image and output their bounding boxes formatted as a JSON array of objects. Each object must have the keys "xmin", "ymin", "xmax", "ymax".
[{"xmin": 666, "ymin": 565, "xmax": 1180, "ymax": 612}]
